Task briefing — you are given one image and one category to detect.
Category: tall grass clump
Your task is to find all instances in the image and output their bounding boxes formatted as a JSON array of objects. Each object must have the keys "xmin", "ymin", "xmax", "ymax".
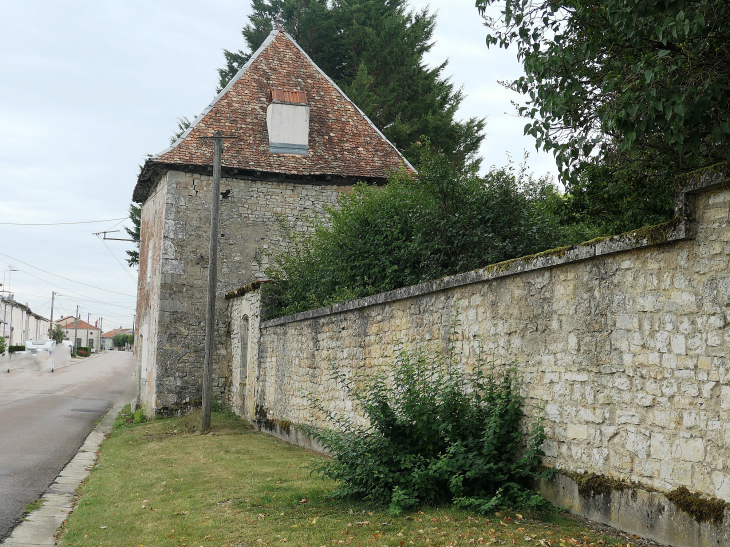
[{"xmin": 302, "ymin": 324, "xmax": 553, "ymax": 515}]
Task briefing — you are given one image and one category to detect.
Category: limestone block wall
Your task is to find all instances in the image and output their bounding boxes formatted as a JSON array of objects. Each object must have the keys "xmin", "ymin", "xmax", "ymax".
[
  {"xmin": 234, "ymin": 173, "xmax": 730, "ymax": 501},
  {"xmin": 146, "ymin": 170, "xmax": 347, "ymax": 414}
]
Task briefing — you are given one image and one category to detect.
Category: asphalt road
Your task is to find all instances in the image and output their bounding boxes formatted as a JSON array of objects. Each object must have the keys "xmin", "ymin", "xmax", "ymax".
[{"xmin": 0, "ymin": 350, "xmax": 136, "ymax": 540}]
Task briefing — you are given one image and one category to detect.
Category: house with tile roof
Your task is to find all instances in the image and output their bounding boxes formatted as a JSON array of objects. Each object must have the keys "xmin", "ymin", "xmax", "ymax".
[
  {"xmin": 55, "ymin": 316, "xmax": 101, "ymax": 352},
  {"xmin": 101, "ymin": 327, "xmax": 133, "ymax": 351},
  {"xmin": 132, "ymin": 26, "xmax": 413, "ymax": 416}
]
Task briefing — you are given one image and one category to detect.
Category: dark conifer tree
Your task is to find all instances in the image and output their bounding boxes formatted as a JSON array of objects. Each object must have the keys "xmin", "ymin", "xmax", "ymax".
[{"xmin": 217, "ymin": 0, "xmax": 485, "ymax": 168}]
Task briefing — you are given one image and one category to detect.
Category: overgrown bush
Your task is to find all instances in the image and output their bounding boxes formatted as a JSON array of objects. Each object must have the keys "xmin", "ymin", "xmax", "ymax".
[
  {"xmin": 76, "ymin": 347, "xmax": 90, "ymax": 357},
  {"xmin": 9, "ymin": 345, "xmax": 25, "ymax": 353},
  {"xmin": 261, "ymin": 145, "xmax": 598, "ymax": 319},
  {"xmin": 302, "ymin": 324, "xmax": 553, "ymax": 514}
]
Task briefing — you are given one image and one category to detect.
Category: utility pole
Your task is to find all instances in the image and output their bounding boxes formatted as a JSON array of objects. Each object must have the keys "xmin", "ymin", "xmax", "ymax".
[
  {"xmin": 99, "ymin": 317, "xmax": 103, "ymax": 351},
  {"xmin": 201, "ymin": 130, "xmax": 223, "ymax": 431},
  {"xmin": 73, "ymin": 306, "xmax": 79, "ymax": 356},
  {"xmin": 2, "ymin": 297, "xmax": 6, "ymax": 343},
  {"xmin": 87, "ymin": 312, "xmax": 90, "ymax": 351},
  {"xmin": 49, "ymin": 291, "xmax": 55, "ymax": 338}
]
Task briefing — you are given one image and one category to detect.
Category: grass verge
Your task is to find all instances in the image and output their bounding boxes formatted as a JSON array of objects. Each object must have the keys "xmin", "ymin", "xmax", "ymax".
[
  {"xmin": 22, "ymin": 499, "xmax": 43, "ymax": 520},
  {"xmin": 58, "ymin": 408, "xmax": 629, "ymax": 547}
]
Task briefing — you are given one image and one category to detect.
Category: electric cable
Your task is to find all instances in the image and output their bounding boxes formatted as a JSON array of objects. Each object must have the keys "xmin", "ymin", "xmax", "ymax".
[
  {"xmin": 0, "ymin": 263, "xmax": 136, "ymax": 315},
  {"xmin": 0, "ymin": 217, "xmax": 127, "ymax": 226},
  {"xmin": 0, "ymin": 252, "xmax": 135, "ymax": 296},
  {"xmin": 55, "ymin": 297, "xmax": 131, "ymax": 326},
  {"xmin": 96, "ymin": 235, "xmax": 138, "ymax": 283}
]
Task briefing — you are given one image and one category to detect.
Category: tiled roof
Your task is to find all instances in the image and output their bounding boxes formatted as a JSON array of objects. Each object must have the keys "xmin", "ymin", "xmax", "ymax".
[
  {"xmin": 268, "ymin": 88, "xmax": 307, "ymax": 104},
  {"xmin": 102, "ymin": 328, "xmax": 132, "ymax": 338},
  {"xmin": 133, "ymin": 29, "xmax": 413, "ymax": 203},
  {"xmin": 58, "ymin": 319, "xmax": 100, "ymax": 331}
]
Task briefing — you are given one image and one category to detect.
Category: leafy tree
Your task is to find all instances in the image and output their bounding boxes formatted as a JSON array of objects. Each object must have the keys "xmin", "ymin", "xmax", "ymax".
[
  {"xmin": 125, "ymin": 204, "xmax": 141, "ymax": 268},
  {"xmin": 558, "ymin": 147, "xmax": 678, "ymax": 234},
  {"xmin": 261, "ymin": 144, "xmax": 597, "ymax": 319},
  {"xmin": 169, "ymin": 116, "xmax": 194, "ymax": 145},
  {"xmin": 0, "ymin": 336, "xmax": 5, "ymax": 354},
  {"xmin": 112, "ymin": 333, "xmax": 133, "ymax": 348},
  {"xmin": 476, "ymin": 0, "xmax": 730, "ymax": 179},
  {"xmin": 476, "ymin": 0, "xmax": 730, "ymax": 233},
  {"xmin": 218, "ymin": 0, "xmax": 486, "ymax": 168},
  {"xmin": 50, "ymin": 324, "xmax": 65, "ymax": 345}
]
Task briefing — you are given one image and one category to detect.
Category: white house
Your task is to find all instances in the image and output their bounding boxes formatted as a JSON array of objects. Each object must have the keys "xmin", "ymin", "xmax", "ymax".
[
  {"xmin": 56, "ymin": 316, "xmax": 102, "ymax": 352},
  {"xmin": 1, "ymin": 296, "xmax": 50, "ymax": 348}
]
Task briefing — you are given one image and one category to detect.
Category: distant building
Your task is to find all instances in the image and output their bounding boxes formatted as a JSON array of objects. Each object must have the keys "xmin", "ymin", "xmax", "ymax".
[
  {"xmin": 1, "ymin": 296, "xmax": 50, "ymax": 347},
  {"xmin": 101, "ymin": 327, "xmax": 133, "ymax": 351},
  {"xmin": 55, "ymin": 316, "xmax": 102, "ymax": 352}
]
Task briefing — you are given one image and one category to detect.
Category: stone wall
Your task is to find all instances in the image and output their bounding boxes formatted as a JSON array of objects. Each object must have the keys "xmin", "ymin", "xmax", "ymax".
[
  {"xmin": 139, "ymin": 169, "xmax": 349, "ymax": 415},
  {"xmin": 232, "ymin": 170, "xmax": 730, "ymax": 503}
]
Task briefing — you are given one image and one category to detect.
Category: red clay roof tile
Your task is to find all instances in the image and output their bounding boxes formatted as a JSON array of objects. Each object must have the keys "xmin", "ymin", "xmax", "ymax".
[
  {"xmin": 133, "ymin": 30, "xmax": 413, "ymax": 203},
  {"xmin": 268, "ymin": 88, "xmax": 307, "ymax": 104}
]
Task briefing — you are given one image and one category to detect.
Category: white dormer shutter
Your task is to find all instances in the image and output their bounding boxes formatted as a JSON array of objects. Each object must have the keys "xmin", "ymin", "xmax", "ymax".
[{"xmin": 266, "ymin": 88, "xmax": 310, "ymax": 155}]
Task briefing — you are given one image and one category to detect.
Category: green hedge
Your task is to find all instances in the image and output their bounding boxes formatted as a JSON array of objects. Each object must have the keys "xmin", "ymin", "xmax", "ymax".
[
  {"xmin": 9, "ymin": 345, "xmax": 25, "ymax": 353},
  {"xmin": 76, "ymin": 347, "xmax": 90, "ymax": 357}
]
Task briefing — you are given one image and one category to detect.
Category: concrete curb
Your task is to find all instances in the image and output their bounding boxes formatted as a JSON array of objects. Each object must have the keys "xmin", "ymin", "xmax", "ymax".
[
  {"xmin": 57, "ymin": 351, "xmax": 106, "ymax": 370},
  {"xmin": 1, "ymin": 351, "xmax": 109, "ymax": 374},
  {"xmin": 0, "ymin": 401, "xmax": 124, "ymax": 546}
]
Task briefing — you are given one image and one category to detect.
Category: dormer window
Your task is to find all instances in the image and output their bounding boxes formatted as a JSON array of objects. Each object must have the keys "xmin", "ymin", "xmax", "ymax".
[{"xmin": 266, "ymin": 88, "xmax": 310, "ymax": 155}]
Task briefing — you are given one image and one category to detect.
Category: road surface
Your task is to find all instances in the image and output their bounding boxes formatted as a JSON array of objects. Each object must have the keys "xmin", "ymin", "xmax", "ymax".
[{"xmin": 0, "ymin": 351, "xmax": 136, "ymax": 540}]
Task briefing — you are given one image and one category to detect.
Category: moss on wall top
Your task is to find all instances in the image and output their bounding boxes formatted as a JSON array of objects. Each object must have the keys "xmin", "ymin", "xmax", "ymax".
[
  {"xmin": 674, "ymin": 162, "xmax": 730, "ymax": 191},
  {"xmin": 666, "ymin": 486, "xmax": 729, "ymax": 525}
]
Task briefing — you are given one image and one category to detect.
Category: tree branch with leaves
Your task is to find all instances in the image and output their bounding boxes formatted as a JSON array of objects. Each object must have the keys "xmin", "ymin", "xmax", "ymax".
[{"xmin": 126, "ymin": 203, "xmax": 141, "ymax": 268}]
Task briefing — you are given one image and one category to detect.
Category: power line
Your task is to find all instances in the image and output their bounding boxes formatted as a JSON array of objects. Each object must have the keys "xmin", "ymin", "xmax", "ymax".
[
  {"xmin": 0, "ymin": 260, "xmax": 136, "ymax": 314},
  {"xmin": 3, "ymin": 288, "xmax": 135, "ymax": 312},
  {"xmin": 55, "ymin": 296, "xmax": 132, "ymax": 324},
  {"xmin": 0, "ymin": 252, "xmax": 135, "ymax": 297},
  {"xmin": 0, "ymin": 217, "xmax": 127, "ymax": 226},
  {"xmin": 96, "ymin": 235, "xmax": 138, "ymax": 283}
]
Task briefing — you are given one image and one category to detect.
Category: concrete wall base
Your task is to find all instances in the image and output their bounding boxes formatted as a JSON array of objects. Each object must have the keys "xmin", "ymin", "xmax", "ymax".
[
  {"xmin": 537, "ymin": 473, "xmax": 730, "ymax": 547},
  {"xmin": 251, "ymin": 420, "xmax": 329, "ymax": 455}
]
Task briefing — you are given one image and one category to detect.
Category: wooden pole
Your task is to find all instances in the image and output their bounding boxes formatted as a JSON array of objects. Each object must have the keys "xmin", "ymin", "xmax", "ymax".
[
  {"xmin": 201, "ymin": 130, "xmax": 223, "ymax": 431},
  {"xmin": 49, "ymin": 291, "xmax": 55, "ymax": 338},
  {"xmin": 73, "ymin": 305, "xmax": 79, "ymax": 356}
]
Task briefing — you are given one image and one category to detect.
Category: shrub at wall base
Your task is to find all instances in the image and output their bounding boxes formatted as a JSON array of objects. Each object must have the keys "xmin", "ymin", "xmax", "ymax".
[{"xmin": 301, "ymin": 326, "xmax": 553, "ymax": 515}]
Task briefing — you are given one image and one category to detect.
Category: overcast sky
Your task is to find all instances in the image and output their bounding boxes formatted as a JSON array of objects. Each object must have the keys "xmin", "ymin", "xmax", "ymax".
[{"xmin": 0, "ymin": 0, "xmax": 557, "ymax": 332}]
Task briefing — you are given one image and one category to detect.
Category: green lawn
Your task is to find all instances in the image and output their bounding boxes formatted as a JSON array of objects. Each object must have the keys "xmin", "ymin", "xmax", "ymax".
[{"xmin": 58, "ymin": 408, "xmax": 625, "ymax": 547}]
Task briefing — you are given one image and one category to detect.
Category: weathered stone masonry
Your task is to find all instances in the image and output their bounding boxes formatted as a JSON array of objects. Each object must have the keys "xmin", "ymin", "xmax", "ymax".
[
  {"xmin": 230, "ymin": 170, "xmax": 730, "ymax": 507},
  {"xmin": 137, "ymin": 169, "xmax": 347, "ymax": 414},
  {"xmin": 132, "ymin": 27, "xmax": 413, "ymax": 417}
]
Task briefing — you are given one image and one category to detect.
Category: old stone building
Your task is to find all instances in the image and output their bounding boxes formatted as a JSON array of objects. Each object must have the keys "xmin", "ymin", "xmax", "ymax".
[{"xmin": 132, "ymin": 27, "xmax": 413, "ymax": 415}]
